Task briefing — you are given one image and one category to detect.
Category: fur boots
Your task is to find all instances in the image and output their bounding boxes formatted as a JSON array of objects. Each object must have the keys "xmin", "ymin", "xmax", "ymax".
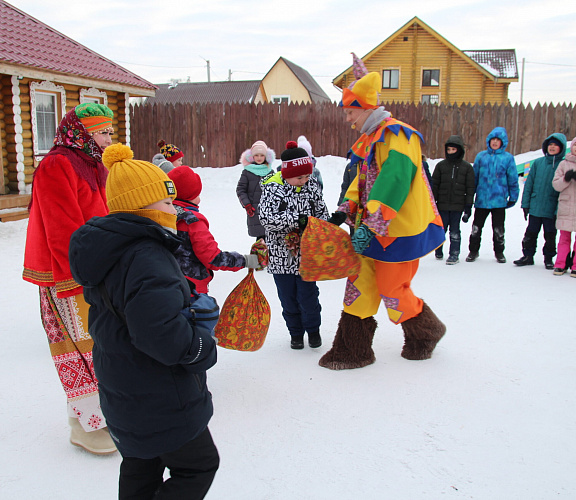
[
  {"xmin": 69, "ymin": 417, "xmax": 117, "ymax": 455},
  {"xmin": 400, "ymin": 301, "xmax": 446, "ymax": 360},
  {"xmin": 318, "ymin": 311, "xmax": 377, "ymax": 370}
]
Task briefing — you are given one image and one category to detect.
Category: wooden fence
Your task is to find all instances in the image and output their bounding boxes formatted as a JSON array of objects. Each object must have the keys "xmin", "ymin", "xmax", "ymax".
[{"xmin": 130, "ymin": 101, "xmax": 576, "ymax": 167}]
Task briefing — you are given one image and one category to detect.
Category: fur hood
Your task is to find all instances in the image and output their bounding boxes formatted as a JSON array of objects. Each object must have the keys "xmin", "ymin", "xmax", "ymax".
[{"xmin": 240, "ymin": 146, "xmax": 276, "ymax": 167}]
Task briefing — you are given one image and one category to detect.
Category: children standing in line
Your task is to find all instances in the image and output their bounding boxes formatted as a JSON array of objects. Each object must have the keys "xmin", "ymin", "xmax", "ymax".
[
  {"xmin": 432, "ymin": 135, "xmax": 475, "ymax": 264},
  {"xmin": 158, "ymin": 139, "xmax": 185, "ymax": 167},
  {"xmin": 259, "ymin": 141, "xmax": 329, "ymax": 350},
  {"xmin": 69, "ymin": 144, "xmax": 219, "ymax": 499},
  {"xmin": 514, "ymin": 133, "xmax": 566, "ymax": 269},
  {"xmin": 236, "ymin": 141, "xmax": 275, "ymax": 240},
  {"xmin": 167, "ymin": 165, "xmax": 263, "ymax": 294},
  {"xmin": 466, "ymin": 127, "xmax": 519, "ymax": 264},
  {"xmin": 552, "ymin": 137, "xmax": 576, "ymax": 277}
]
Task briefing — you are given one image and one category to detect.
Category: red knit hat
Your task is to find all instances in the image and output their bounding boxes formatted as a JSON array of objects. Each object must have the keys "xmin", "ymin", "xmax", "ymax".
[
  {"xmin": 280, "ymin": 141, "xmax": 313, "ymax": 179},
  {"xmin": 167, "ymin": 166, "xmax": 202, "ymax": 201}
]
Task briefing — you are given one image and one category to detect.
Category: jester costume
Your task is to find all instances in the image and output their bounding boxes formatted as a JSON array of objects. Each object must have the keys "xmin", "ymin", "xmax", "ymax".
[{"xmin": 319, "ymin": 71, "xmax": 446, "ymax": 370}]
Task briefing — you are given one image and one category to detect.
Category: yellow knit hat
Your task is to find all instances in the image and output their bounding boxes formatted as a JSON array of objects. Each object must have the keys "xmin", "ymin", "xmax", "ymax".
[{"xmin": 103, "ymin": 143, "xmax": 177, "ymax": 213}]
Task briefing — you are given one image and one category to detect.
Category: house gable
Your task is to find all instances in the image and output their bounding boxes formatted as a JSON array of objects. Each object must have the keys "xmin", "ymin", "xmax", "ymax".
[{"xmin": 333, "ymin": 17, "xmax": 518, "ymax": 105}]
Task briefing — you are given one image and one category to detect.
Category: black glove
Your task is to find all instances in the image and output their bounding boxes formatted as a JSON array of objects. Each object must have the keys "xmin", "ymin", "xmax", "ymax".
[
  {"xmin": 297, "ymin": 214, "xmax": 308, "ymax": 231},
  {"xmin": 506, "ymin": 199, "xmax": 516, "ymax": 208},
  {"xmin": 565, "ymin": 170, "xmax": 575, "ymax": 182},
  {"xmin": 327, "ymin": 211, "xmax": 347, "ymax": 226},
  {"xmin": 523, "ymin": 208, "xmax": 529, "ymax": 221},
  {"xmin": 461, "ymin": 205, "xmax": 472, "ymax": 223}
]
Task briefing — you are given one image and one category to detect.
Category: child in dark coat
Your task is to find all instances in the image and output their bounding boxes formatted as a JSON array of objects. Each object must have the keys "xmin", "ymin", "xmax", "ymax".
[
  {"xmin": 236, "ymin": 141, "xmax": 275, "ymax": 240},
  {"xmin": 259, "ymin": 141, "xmax": 329, "ymax": 350},
  {"xmin": 167, "ymin": 165, "xmax": 262, "ymax": 294},
  {"xmin": 431, "ymin": 135, "xmax": 476, "ymax": 264},
  {"xmin": 69, "ymin": 144, "xmax": 219, "ymax": 500}
]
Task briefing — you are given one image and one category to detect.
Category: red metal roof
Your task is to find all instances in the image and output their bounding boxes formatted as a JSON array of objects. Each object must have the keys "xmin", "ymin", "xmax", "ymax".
[{"xmin": 0, "ymin": 0, "xmax": 155, "ymax": 91}]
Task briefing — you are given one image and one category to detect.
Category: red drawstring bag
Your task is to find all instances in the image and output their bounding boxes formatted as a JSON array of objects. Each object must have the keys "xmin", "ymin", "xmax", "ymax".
[
  {"xmin": 299, "ymin": 216, "xmax": 361, "ymax": 281},
  {"xmin": 214, "ymin": 269, "xmax": 270, "ymax": 351}
]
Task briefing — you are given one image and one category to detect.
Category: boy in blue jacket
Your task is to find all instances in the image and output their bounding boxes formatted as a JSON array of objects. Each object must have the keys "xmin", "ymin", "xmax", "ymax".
[
  {"xmin": 513, "ymin": 133, "xmax": 566, "ymax": 269},
  {"xmin": 69, "ymin": 144, "xmax": 219, "ymax": 500},
  {"xmin": 466, "ymin": 127, "xmax": 519, "ymax": 263}
]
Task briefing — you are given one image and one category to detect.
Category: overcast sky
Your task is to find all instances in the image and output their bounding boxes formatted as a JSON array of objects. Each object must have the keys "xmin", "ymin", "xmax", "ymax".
[{"xmin": 8, "ymin": 0, "xmax": 576, "ymax": 106}]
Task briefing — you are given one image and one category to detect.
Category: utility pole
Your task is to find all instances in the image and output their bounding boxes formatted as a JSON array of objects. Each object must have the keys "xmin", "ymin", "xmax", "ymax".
[
  {"xmin": 228, "ymin": 69, "xmax": 232, "ymax": 81},
  {"xmin": 520, "ymin": 57, "xmax": 525, "ymax": 104},
  {"xmin": 200, "ymin": 56, "xmax": 210, "ymax": 82}
]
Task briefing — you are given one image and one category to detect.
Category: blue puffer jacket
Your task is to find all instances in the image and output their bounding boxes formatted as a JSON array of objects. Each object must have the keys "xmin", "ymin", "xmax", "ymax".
[
  {"xmin": 521, "ymin": 133, "xmax": 567, "ymax": 218},
  {"xmin": 69, "ymin": 213, "xmax": 217, "ymax": 459},
  {"xmin": 472, "ymin": 127, "xmax": 519, "ymax": 209}
]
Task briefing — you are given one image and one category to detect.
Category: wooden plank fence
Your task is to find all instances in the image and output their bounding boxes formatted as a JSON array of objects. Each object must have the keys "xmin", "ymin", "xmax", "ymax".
[{"xmin": 130, "ymin": 101, "xmax": 576, "ymax": 167}]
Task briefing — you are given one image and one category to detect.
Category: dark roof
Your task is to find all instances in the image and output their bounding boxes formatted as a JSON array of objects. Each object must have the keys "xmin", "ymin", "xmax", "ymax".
[
  {"xmin": 278, "ymin": 57, "xmax": 332, "ymax": 103},
  {"xmin": 0, "ymin": 0, "xmax": 155, "ymax": 91},
  {"xmin": 463, "ymin": 50, "xmax": 518, "ymax": 79},
  {"xmin": 146, "ymin": 80, "xmax": 261, "ymax": 104}
]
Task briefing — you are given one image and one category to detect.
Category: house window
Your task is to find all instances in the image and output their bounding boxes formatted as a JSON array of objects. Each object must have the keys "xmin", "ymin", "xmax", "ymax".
[
  {"xmin": 271, "ymin": 95, "xmax": 290, "ymax": 104},
  {"xmin": 421, "ymin": 94, "xmax": 440, "ymax": 105},
  {"xmin": 80, "ymin": 87, "xmax": 108, "ymax": 105},
  {"xmin": 30, "ymin": 81, "xmax": 66, "ymax": 155},
  {"xmin": 382, "ymin": 69, "xmax": 399, "ymax": 89},
  {"xmin": 422, "ymin": 69, "xmax": 440, "ymax": 87}
]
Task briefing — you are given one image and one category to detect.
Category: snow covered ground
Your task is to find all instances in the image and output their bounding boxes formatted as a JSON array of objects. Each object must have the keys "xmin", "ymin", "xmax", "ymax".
[{"xmin": 1, "ymin": 150, "xmax": 575, "ymax": 499}]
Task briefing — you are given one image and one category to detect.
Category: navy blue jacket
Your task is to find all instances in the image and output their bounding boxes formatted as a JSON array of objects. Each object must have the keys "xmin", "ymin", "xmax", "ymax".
[{"xmin": 69, "ymin": 213, "xmax": 217, "ymax": 459}]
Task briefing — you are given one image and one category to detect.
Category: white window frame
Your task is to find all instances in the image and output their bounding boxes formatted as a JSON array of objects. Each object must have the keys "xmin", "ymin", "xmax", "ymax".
[
  {"xmin": 30, "ymin": 81, "xmax": 66, "ymax": 156},
  {"xmin": 271, "ymin": 95, "xmax": 290, "ymax": 104},
  {"xmin": 80, "ymin": 87, "xmax": 108, "ymax": 105},
  {"xmin": 382, "ymin": 69, "xmax": 400, "ymax": 89},
  {"xmin": 421, "ymin": 94, "xmax": 440, "ymax": 105}
]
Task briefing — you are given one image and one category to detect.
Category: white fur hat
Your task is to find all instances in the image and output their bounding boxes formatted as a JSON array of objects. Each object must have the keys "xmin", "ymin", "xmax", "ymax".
[{"xmin": 297, "ymin": 135, "xmax": 313, "ymax": 157}]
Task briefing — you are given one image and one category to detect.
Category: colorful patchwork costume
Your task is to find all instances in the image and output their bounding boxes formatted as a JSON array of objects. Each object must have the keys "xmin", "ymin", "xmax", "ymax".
[{"xmin": 319, "ymin": 69, "xmax": 447, "ymax": 370}]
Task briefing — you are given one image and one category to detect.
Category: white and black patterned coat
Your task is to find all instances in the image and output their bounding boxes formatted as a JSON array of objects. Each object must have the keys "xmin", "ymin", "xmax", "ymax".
[{"xmin": 259, "ymin": 172, "xmax": 329, "ymax": 274}]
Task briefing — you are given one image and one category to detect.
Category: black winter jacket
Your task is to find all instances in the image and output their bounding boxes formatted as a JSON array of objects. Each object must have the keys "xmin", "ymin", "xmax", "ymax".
[
  {"xmin": 432, "ymin": 136, "xmax": 475, "ymax": 212},
  {"xmin": 69, "ymin": 213, "xmax": 217, "ymax": 459}
]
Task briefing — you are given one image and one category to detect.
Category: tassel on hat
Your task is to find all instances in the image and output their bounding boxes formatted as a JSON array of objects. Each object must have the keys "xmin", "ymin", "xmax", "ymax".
[{"xmin": 280, "ymin": 141, "xmax": 313, "ymax": 179}]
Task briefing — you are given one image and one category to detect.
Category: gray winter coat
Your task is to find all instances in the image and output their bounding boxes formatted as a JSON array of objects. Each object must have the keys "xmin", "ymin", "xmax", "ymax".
[{"xmin": 552, "ymin": 139, "xmax": 576, "ymax": 232}]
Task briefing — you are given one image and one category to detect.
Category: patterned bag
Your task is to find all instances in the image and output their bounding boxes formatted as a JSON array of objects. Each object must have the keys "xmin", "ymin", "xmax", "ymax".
[
  {"xmin": 299, "ymin": 216, "xmax": 361, "ymax": 281},
  {"xmin": 214, "ymin": 269, "xmax": 270, "ymax": 351}
]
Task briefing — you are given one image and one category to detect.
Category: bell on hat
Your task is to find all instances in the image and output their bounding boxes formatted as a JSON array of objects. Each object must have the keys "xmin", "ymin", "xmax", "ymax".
[{"xmin": 280, "ymin": 141, "xmax": 313, "ymax": 179}]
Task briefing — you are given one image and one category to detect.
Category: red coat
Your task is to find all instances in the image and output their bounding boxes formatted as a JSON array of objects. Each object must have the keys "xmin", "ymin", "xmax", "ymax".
[{"xmin": 23, "ymin": 151, "xmax": 108, "ymax": 298}]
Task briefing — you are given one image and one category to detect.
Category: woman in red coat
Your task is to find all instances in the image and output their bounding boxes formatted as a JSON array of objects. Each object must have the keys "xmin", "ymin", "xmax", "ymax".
[{"xmin": 23, "ymin": 103, "xmax": 116, "ymax": 454}]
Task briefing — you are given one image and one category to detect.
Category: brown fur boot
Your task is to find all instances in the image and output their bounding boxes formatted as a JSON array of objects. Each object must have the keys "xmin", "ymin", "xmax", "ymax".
[
  {"xmin": 401, "ymin": 301, "xmax": 446, "ymax": 360},
  {"xmin": 318, "ymin": 311, "xmax": 377, "ymax": 370}
]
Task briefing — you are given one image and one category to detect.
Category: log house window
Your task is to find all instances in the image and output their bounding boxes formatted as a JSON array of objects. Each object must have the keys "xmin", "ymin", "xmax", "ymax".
[
  {"xmin": 30, "ymin": 81, "xmax": 66, "ymax": 156},
  {"xmin": 382, "ymin": 69, "xmax": 399, "ymax": 89},
  {"xmin": 421, "ymin": 94, "xmax": 440, "ymax": 104},
  {"xmin": 271, "ymin": 95, "xmax": 290, "ymax": 104},
  {"xmin": 80, "ymin": 87, "xmax": 108, "ymax": 105},
  {"xmin": 422, "ymin": 69, "xmax": 440, "ymax": 87}
]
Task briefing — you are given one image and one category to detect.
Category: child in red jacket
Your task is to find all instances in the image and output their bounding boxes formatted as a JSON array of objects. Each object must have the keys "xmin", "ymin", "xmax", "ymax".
[{"xmin": 167, "ymin": 166, "xmax": 263, "ymax": 294}]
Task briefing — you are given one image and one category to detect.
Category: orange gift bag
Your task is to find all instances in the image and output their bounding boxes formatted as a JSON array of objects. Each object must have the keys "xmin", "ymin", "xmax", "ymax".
[
  {"xmin": 299, "ymin": 216, "xmax": 361, "ymax": 281},
  {"xmin": 214, "ymin": 269, "xmax": 270, "ymax": 351}
]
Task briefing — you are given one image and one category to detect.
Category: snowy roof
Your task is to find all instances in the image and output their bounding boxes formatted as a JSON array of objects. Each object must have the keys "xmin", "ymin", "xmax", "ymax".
[
  {"xmin": 146, "ymin": 81, "xmax": 262, "ymax": 104},
  {"xmin": 0, "ymin": 0, "xmax": 155, "ymax": 91},
  {"xmin": 463, "ymin": 50, "xmax": 518, "ymax": 79}
]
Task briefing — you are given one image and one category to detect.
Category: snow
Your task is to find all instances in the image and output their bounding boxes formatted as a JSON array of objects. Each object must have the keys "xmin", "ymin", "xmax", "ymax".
[{"xmin": 1, "ymin": 153, "xmax": 575, "ymax": 499}]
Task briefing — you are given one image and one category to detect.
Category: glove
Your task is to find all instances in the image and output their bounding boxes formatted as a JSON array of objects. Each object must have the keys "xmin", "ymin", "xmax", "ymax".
[
  {"xmin": 245, "ymin": 203, "xmax": 255, "ymax": 217},
  {"xmin": 523, "ymin": 208, "xmax": 529, "ymax": 221},
  {"xmin": 350, "ymin": 224, "xmax": 375, "ymax": 254},
  {"xmin": 565, "ymin": 170, "xmax": 575, "ymax": 182},
  {"xmin": 506, "ymin": 199, "xmax": 516, "ymax": 208},
  {"xmin": 297, "ymin": 214, "xmax": 308, "ymax": 231},
  {"xmin": 327, "ymin": 211, "xmax": 347, "ymax": 226},
  {"xmin": 244, "ymin": 254, "xmax": 260, "ymax": 269},
  {"xmin": 284, "ymin": 231, "xmax": 301, "ymax": 256},
  {"xmin": 461, "ymin": 205, "xmax": 472, "ymax": 223}
]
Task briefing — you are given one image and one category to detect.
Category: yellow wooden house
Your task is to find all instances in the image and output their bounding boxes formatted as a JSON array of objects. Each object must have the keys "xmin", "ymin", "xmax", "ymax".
[
  {"xmin": 0, "ymin": 0, "xmax": 155, "ymax": 220},
  {"xmin": 333, "ymin": 17, "xmax": 518, "ymax": 106},
  {"xmin": 259, "ymin": 57, "xmax": 332, "ymax": 104}
]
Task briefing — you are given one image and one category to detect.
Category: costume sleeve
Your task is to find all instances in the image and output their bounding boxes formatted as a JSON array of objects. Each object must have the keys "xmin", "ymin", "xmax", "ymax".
[
  {"xmin": 33, "ymin": 156, "xmax": 88, "ymax": 296},
  {"xmin": 123, "ymin": 247, "xmax": 217, "ymax": 371}
]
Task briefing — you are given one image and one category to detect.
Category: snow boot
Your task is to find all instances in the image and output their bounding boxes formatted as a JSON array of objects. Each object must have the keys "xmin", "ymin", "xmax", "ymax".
[
  {"xmin": 465, "ymin": 251, "xmax": 478, "ymax": 262},
  {"xmin": 290, "ymin": 335, "xmax": 304, "ymax": 350},
  {"xmin": 495, "ymin": 252, "xmax": 506, "ymax": 264},
  {"xmin": 401, "ymin": 302, "xmax": 446, "ymax": 360},
  {"xmin": 553, "ymin": 267, "xmax": 566, "ymax": 276},
  {"xmin": 446, "ymin": 255, "xmax": 459, "ymax": 265},
  {"xmin": 69, "ymin": 418, "xmax": 117, "ymax": 455},
  {"xmin": 544, "ymin": 257, "xmax": 554, "ymax": 270},
  {"xmin": 308, "ymin": 331, "xmax": 322, "ymax": 348},
  {"xmin": 319, "ymin": 311, "xmax": 377, "ymax": 370},
  {"xmin": 513, "ymin": 255, "xmax": 534, "ymax": 266}
]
